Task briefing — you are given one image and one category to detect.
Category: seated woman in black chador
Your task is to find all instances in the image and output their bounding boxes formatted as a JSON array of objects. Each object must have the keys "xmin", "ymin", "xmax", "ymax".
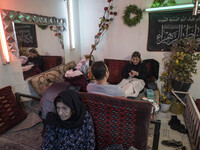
[
  {"xmin": 122, "ymin": 51, "xmax": 147, "ymax": 81},
  {"xmin": 28, "ymin": 48, "xmax": 44, "ymax": 71},
  {"xmin": 41, "ymin": 89, "xmax": 95, "ymax": 150}
]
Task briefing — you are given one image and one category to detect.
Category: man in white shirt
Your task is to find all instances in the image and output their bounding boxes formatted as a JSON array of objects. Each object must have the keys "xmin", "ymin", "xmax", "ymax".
[{"xmin": 87, "ymin": 61, "xmax": 126, "ymax": 97}]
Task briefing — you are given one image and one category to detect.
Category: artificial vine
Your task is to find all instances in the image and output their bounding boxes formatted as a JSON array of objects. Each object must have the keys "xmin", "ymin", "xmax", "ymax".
[
  {"xmin": 123, "ymin": 4, "xmax": 143, "ymax": 27},
  {"xmin": 49, "ymin": 25, "xmax": 65, "ymax": 49},
  {"xmin": 89, "ymin": 0, "xmax": 118, "ymax": 56}
]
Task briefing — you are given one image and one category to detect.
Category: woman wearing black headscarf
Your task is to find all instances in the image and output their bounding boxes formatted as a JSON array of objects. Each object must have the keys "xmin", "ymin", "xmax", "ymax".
[{"xmin": 41, "ymin": 90, "xmax": 95, "ymax": 150}]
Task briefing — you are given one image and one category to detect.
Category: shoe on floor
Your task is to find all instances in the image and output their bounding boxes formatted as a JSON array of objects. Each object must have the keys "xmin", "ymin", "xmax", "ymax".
[
  {"xmin": 170, "ymin": 123, "xmax": 188, "ymax": 134},
  {"xmin": 168, "ymin": 115, "xmax": 188, "ymax": 134},
  {"xmin": 168, "ymin": 115, "xmax": 185, "ymax": 129},
  {"xmin": 161, "ymin": 139, "xmax": 183, "ymax": 147}
]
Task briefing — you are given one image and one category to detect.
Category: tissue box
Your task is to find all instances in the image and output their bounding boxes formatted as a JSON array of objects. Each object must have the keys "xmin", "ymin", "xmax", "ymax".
[{"xmin": 145, "ymin": 89, "xmax": 154, "ymax": 99}]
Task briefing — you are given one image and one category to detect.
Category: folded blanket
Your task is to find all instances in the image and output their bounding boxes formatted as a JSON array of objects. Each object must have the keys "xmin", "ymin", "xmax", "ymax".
[
  {"xmin": 65, "ymin": 69, "xmax": 83, "ymax": 78},
  {"xmin": 118, "ymin": 78, "xmax": 145, "ymax": 97}
]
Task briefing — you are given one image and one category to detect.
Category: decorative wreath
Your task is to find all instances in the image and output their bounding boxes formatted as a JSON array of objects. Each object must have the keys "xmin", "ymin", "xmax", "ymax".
[{"xmin": 123, "ymin": 4, "xmax": 143, "ymax": 27}]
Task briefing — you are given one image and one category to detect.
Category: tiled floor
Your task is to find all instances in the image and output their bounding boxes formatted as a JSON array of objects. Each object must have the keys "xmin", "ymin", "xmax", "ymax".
[{"xmin": 155, "ymin": 111, "xmax": 191, "ymax": 150}]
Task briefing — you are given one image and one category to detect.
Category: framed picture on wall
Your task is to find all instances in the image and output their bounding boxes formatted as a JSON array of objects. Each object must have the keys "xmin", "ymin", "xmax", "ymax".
[{"xmin": 14, "ymin": 23, "xmax": 38, "ymax": 48}]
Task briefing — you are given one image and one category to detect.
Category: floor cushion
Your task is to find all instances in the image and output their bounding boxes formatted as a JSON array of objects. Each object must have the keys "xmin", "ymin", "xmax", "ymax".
[{"xmin": 0, "ymin": 86, "xmax": 27, "ymax": 135}]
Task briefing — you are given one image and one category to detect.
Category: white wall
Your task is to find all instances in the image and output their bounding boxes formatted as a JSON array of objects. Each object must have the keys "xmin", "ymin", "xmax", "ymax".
[
  {"xmin": 0, "ymin": 0, "xmax": 81, "ymax": 94},
  {"xmin": 79, "ymin": 0, "xmax": 200, "ymax": 99},
  {"xmin": 36, "ymin": 26, "xmax": 64, "ymax": 56},
  {"xmin": 1, "ymin": 0, "xmax": 199, "ymax": 98}
]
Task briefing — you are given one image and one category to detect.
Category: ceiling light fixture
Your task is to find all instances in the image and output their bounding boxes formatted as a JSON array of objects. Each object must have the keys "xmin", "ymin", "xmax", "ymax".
[
  {"xmin": 67, "ymin": 0, "xmax": 75, "ymax": 50},
  {"xmin": 0, "ymin": 12, "xmax": 10, "ymax": 64},
  {"xmin": 145, "ymin": 3, "xmax": 200, "ymax": 13}
]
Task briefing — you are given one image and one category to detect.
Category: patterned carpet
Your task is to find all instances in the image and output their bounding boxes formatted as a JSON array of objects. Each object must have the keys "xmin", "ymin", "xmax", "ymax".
[{"xmin": 0, "ymin": 123, "xmax": 43, "ymax": 150}]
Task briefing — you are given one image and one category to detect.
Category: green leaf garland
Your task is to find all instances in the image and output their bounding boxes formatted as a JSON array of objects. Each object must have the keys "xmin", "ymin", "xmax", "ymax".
[
  {"xmin": 123, "ymin": 4, "xmax": 143, "ymax": 27},
  {"xmin": 37, "ymin": 24, "xmax": 48, "ymax": 30}
]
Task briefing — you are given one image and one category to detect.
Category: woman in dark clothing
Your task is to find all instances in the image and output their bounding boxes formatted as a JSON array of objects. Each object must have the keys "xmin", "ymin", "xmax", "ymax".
[
  {"xmin": 41, "ymin": 90, "xmax": 95, "ymax": 150},
  {"xmin": 122, "ymin": 51, "xmax": 147, "ymax": 81},
  {"xmin": 28, "ymin": 48, "xmax": 44, "ymax": 71}
]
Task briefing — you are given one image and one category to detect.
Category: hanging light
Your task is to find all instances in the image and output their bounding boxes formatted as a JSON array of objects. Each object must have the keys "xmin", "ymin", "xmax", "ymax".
[{"xmin": 145, "ymin": 3, "xmax": 200, "ymax": 12}]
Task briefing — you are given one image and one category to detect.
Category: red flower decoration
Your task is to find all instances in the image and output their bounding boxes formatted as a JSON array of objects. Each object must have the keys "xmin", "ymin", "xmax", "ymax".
[
  {"xmin": 50, "ymin": 26, "xmax": 53, "ymax": 31},
  {"xmin": 104, "ymin": 7, "xmax": 108, "ymax": 11},
  {"xmin": 114, "ymin": 12, "xmax": 117, "ymax": 16},
  {"xmin": 107, "ymin": 0, "xmax": 112, "ymax": 2},
  {"xmin": 110, "ymin": 12, "xmax": 113, "ymax": 15}
]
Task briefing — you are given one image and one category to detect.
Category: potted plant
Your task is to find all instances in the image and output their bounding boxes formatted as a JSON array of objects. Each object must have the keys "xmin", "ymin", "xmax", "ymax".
[
  {"xmin": 161, "ymin": 38, "xmax": 200, "ymax": 98},
  {"xmin": 160, "ymin": 93, "xmax": 171, "ymax": 112}
]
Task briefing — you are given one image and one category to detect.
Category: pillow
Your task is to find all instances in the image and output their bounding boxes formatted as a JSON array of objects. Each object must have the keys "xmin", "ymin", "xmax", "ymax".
[
  {"xmin": 29, "ymin": 70, "xmax": 63, "ymax": 96},
  {"xmin": 56, "ymin": 61, "xmax": 76, "ymax": 77},
  {"xmin": 29, "ymin": 61, "xmax": 76, "ymax": 96},
  {"xmin": 104, "ymin": 59, "xmax": 129, "ymax": 84},
  {"xmin": 0, "ymin": 86, "xmax": 27, "ymax": 135}
]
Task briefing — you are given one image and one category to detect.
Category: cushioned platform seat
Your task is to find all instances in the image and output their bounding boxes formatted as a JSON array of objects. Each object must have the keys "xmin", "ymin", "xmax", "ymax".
[
  {"xmin": 79, "ymin": 92, "xmax": 153, "ymax": 150},
  {"xmin": 104, "ymin": 58, "xmax": 159, "ymax": 85},
  {"xmin": 41, "ymin": 55, "xmax": 63, "ymax": 72},
  {"xmin": 23, "ymin": 56, "xmax": 63, "ymax": 80}
]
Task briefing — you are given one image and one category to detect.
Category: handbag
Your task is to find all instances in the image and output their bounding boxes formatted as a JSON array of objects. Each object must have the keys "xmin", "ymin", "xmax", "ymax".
[{"xmin": 147, "ymin": 81, "xmax": 157, "ymax": 90}]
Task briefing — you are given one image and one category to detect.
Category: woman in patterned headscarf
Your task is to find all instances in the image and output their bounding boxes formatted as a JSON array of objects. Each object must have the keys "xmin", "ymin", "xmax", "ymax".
[{"xmin": 41, "ymin": 89, "xmax": 95, "ymax": 150}]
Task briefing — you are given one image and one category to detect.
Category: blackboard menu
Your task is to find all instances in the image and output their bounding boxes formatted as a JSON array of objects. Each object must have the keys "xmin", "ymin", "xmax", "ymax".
[
  {"xmin": 15, "ymin": 23, "xmax": 38, "ymax": 48},
  {"xmin": 147, "ymin": 10, "xmax": 200, "ymax": 51}
]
